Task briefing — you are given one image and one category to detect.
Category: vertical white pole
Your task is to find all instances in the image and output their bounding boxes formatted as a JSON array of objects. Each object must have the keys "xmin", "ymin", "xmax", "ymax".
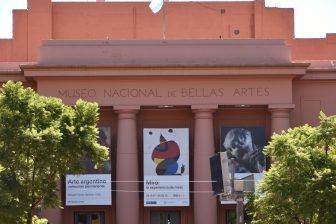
[{"xmin": 162, "ymin": 0, "xmax": 167, "ymax": 40}]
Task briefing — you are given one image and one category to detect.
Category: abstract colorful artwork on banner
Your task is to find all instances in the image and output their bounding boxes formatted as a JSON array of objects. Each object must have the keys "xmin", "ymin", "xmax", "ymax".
[
  {"xmin": 220, "ymin": 126, "xmax": 266, "ymax": 204},
  {"xmin": 144, "ymin": 128, "xmax": 189, "ymax": 206}
]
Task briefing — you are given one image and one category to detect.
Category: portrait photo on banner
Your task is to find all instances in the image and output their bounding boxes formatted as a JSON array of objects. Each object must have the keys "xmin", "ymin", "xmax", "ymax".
[{"xmin": 220, "ymin": 126, "xmax": 266, "ymax": 174}]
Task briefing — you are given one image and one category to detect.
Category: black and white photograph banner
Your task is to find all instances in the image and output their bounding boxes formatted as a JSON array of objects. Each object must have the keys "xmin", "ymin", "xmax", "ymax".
[{"xmin": 220, "ymin": 126, "xmax": 266, "ymax": 204}]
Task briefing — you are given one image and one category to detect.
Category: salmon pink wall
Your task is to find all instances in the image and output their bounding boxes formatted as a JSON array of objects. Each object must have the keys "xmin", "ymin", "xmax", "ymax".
[
  {"xmin": 292, "ymin": 79, "xmax": 336, "ymax": 127},
  {"xmin": 0, "ymin": 10, "xmax": 28, "ymax": 61},
  {"xmin": 1, "ymin": 0, "xmax": 335, "ymax": 62},
  {"xmin": 290, "ymin": 34, "xmax": 336, "ymax": 60}
]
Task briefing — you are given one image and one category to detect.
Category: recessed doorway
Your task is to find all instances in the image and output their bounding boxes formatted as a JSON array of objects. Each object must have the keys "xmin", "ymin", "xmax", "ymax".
[
  {"xmin": 150, "ymin": 211, "xmax": 181, "ymax": 224},
  {"xmin": 74, "ymin": 212, "xmax": 105, "ymax": 224}
]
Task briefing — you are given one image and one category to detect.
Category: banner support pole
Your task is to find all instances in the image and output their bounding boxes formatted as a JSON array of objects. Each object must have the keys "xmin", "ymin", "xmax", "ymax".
[{"xmin": 162, "ymin": 0, "xmax": 167, "ymax": 40}]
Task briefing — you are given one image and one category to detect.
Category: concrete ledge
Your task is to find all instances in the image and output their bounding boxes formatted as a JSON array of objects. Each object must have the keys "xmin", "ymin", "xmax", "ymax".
[
  {"xmin": 38, "ymin": 39, "xmax": 292, "ymax": 65},
  {"xmin": 268, "ymin": 104, "xmax": 295, "ymax": 109}
]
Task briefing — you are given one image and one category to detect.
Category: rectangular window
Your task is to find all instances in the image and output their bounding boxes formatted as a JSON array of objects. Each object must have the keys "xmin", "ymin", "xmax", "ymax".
[
  {"xmin": 150, "ymin": 211, "xmax": 180, "ymax": 224},
  {"xmin": 226, "ymin": 210, "xmax": 236, "ymax": 224},
  {"xmin": 226, "ymin": 210, "xmax": 251, "ymax": 224},
  {"xmin": 74, "ymin": 212, "xmax": 104, "ymax": 224}
]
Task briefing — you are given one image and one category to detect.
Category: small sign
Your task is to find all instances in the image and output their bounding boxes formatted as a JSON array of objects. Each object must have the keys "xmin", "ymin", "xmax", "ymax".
[
  {"xmin": 210, "ymin": 152, "xmax": 231, "ymax": 195},
  {"xmin": 66, "ymin": 174, "xmax": 111, "ymax": 206}
]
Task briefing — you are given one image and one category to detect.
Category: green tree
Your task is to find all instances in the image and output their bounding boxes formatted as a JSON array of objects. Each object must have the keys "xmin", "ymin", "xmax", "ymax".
[
  {"xmin": 0, "ymin": 81, "xmax": 109, "ymax": 224},
  {"xmin": 248, "ymin": 112, "xmax": 336, "ymax": 224}
]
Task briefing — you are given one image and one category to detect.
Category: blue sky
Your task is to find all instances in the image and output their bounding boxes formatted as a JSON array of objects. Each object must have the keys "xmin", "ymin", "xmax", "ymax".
[{"xmin": 0, "ymin": 0, "xmax": 335, "ymax": 39}]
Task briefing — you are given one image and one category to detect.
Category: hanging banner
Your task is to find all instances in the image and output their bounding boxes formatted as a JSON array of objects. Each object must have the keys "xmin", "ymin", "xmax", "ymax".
[
  {"xmin": 66, "ymin": 126, "xmax": 112, "ymax": 206},
  {"xmin": 220, "ymin": 126, "xmax": 266, "ymax": 204},
  {"xmin": 97, "ymin": 126, "xmax": 112, "ymax": 174},
  {"xmin": 66, "ymin": 174, "xmax": 111, "ymax": 206},
  {"xmin": 143, "ymin": 128, "xmax": 189, "ymax": 206}
]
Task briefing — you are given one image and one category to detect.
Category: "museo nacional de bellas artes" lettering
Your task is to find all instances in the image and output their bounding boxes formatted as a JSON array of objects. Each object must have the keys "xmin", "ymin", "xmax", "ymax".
[{"xmin": 58, "ymin": 87, "xmax": 270, "ymax": 99}]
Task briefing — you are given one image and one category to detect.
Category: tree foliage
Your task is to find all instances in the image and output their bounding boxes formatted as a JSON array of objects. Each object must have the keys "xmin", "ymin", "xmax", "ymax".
[
  {"xmin": 0, "ymin": 81, "xmax": 109, "ymax": 224},
  {"xmin": 248, "ymin": 112, "xmax": 336, "ymax": 224}
]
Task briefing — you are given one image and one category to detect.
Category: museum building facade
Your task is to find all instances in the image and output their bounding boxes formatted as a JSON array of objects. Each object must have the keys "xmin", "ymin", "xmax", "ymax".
[{"xmin": 0, "ymin": 1, "xmax": 336, "ymax": 224}]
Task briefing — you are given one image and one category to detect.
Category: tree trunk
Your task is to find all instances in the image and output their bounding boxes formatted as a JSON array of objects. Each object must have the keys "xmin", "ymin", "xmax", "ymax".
[{"xmin": 26, "ymin": 209, "xmax": 33, "ymax": 224}]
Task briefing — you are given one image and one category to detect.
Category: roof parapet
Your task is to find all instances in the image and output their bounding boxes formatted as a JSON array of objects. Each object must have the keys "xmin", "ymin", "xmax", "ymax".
[{"xmin": 37, "ymin": 39, "xmax": 292, "ymax": 66}]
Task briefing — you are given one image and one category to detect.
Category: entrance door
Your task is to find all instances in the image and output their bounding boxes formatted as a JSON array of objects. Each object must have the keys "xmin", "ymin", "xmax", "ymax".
[
  {"xmin": 74, "ymin": 212, "xmax": 105, "ymax": 224},
  {"xmin": 150, "ymin": 211, "xmax": 181, "ymax": 224}
]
